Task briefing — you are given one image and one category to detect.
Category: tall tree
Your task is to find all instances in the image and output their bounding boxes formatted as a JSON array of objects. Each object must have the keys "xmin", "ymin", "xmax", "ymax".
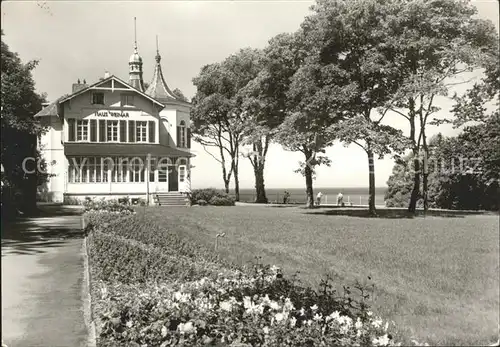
[
  {"xmin": 191, "ymin": 48, "xmax": 262, "ymax": 201},
  {"xmin": 239, "ymin": 35, "xmax": 303, "ymax": 203},
  {"xmin": 1, "ymin": 30, "xmax": 46, "ymax": 213},
  {"xmin": 381, "ymin": 0, "xmax": 499, "ymax": 213},
  {"xmin": 273, "ymin": 31, "xmax": 341, "ymax": 208},
  {"xmin": 302, "ymin": 0, "xmax": 409, "ymax": 215}
]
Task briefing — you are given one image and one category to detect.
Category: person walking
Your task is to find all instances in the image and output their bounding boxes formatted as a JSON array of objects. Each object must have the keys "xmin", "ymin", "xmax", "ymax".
[
  {"xmin": 337, "ymin": 191, "xmax": 344, "ymax": 206},
  {"xmin": 316, "ymin": 191, "xmax": 323, "ymax": 206}
]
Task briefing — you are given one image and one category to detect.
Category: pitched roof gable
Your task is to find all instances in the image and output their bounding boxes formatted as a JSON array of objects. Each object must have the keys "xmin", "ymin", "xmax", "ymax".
[
  {"xmin": 34, "ymin": 95, "xmax": 67, "ymax": 117},
  {"xmin": 58, "ymin": 75, "xmax": 164, "ymax": 107}
]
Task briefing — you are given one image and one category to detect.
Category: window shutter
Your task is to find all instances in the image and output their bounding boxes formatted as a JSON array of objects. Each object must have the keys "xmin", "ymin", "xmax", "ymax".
[
  {"xmin": 148, "ymin": 121, "xmax": 155, "ymax": 143},
  {"xmin": 177, "ymin": 126, "xmax": 181, "ymax": 147},
  {"xmin": 187, "ymin": 128, "xmax": 191, "ymax": 148},
  {"xmin": 68, "ymin": 119, "xmax": 75, "ymax": 142},
  {"xmin": 99, "ymin": 120, "xmax": 106, "ymax": 142},
  {"xmin": 128, "ymin": 120, "xmax": 135, "ymax": 143},
  {"xmin": 90, "ymin": 120, "xmax": 97, "ymax": 142},
  {"xmin": 120, "ymin": 120, "xmax": 127, "ymax": 143}
]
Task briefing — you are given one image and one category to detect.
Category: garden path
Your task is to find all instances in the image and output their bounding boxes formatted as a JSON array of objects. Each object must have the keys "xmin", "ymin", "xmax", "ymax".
[{"xmin": 1, "ymin": 205, "xmax": 89, "ymax": 347}]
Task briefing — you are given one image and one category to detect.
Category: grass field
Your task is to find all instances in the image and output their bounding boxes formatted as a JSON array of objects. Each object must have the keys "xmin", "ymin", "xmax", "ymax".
[{"xmin": 139, "ymin": 205, "xmax": 499, "ymax": 346}]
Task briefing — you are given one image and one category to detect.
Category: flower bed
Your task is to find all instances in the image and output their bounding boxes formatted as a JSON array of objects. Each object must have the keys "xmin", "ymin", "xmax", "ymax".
[{"xmin": 86, "ymin": 211, "xmax": 406, "ymax": 346}]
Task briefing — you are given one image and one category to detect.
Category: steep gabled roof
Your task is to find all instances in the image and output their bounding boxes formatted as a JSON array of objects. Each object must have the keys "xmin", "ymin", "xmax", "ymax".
[
  {"xmin": 145, "ymin": 51, "xmax": 191, "ymax": 107},
  {"xmin": 34, "ymin": 95, "xmax": 67, "ymax": 117},
  {"xmin": 58, "ymin": 75, "xmax": 164, "ymax": 107}
]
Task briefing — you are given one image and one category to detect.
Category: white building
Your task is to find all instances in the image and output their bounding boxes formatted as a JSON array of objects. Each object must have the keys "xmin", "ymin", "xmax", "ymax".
[{"xmin": 35, "ymin": 41, "xmax": 193, "ymax": 204}]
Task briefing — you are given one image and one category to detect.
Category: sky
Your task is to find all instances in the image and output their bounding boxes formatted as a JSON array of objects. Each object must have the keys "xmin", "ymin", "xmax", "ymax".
[{"xmin": 2, "ymin": 0, "xmax": 499, "ymax": 190}]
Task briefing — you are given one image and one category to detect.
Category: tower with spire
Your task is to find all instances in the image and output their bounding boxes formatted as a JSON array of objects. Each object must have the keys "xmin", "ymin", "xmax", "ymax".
[
  {"xmin": 129, "ymin": 17, "xmax": 145, "ymax": 92},
  {"xmin": 145, "ymin": 35, "xmax": 180, "ymax": 102}
]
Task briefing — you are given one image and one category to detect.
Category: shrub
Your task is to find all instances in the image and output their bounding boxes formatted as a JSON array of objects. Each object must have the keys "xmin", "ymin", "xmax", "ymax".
[
  {"xmin": 131, "ymin": 198, "xmax": 147, "ymax": 206},
  {"xmin": 83, "ymin": 198, "xmax": 135, "ymax": 214},
  {"xmin": 190, "ymin": 188, "xmax": 234, "ymax": 206},
  {"xmin": 118, "ymin": 196, "xmax": 131, "ymax": 205},
  {"xmin": 196, "ymin": 199, "xmax": 208, "ymax": 206},
  {"xmin": 209, "ymin": 196, "xmax": 235, "ymax": 206},
  {"xmin": 63, "ymin": 196, "xmax": 82, "ymax": 205}
]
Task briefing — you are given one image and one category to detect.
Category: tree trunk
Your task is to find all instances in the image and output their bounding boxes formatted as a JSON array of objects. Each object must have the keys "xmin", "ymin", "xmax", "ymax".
[
  {"xmin": 254, "ymin": 164, "xmax": 268, "ymax": 203},
  {"xmin": 367, "ymin": 149, "xmax": 377, "ymax": 216},
  {"xmin": 422, "ymin": 157, "xmax": 429, "ymax": 213},
  {"xmin": 304, "ymin": 161, "xmax": 314, "ymax": 209},
  {"xmin": 223, "ymin": 178, "xmax": 230, "ymax": 194},
  {"xmin": 421, "ymin": 127, "xmax": 429, "ymax": 214},
  {"xmin": 408, "ymin": 155, "xmax": 420, "ymax": 213},
  {"xmin": 233, "ymin": 162, "xmax": 240, "ymax": 202},
  {"xmin": 408, "ymin": 98, "xmax": 420, "ymax": 213}
]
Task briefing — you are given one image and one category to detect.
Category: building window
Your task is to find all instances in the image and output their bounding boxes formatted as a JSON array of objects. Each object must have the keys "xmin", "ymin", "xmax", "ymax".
[
  {"xmin": 158, "ymin": 157, "xmax": 168, "ymax": 183},
  {"xmin": 103, "ymin": 157, "xmax": 111, "ymax": 182},
  {"xmin": 76, "ymin": 120, "xmax": 89, "ymax": 141},
  {"xmin": 96, "ymin": 158, "xmax": 102, "ymax": 182},
  {"xmin": 107, "ymin": 120, "xmax": 119, "ymax": 142},
  {"xmin": 130, "ymin": 158, "xmax": 145, "ymax": 182},
  {"xmin": 178, "ymin": 120, "xmax": 186, "ymax": 148},
  {"xmin": 149, "ymin": 158, "xmax": 156, "ymax": 182},
  {"xmin": 136, "ymin": 121, "xmax": 147, "ymax": 142},
  {"xmin": 120, "ymin": 94, "xmax": 134, "ymax": 106},
  {"xmin": 92, "ymin": 92, "xmax": 105, "ymax": 105}
]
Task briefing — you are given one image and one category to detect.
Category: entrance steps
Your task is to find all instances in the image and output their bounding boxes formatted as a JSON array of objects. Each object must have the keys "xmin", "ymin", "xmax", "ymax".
[{"xmin": 154, "ymin": 192, "xmax": 190, "ymax": 206}]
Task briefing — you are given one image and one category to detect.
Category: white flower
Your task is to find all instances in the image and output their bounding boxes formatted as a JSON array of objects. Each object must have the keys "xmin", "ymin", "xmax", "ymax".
[
  {"xmin": 161, "ymin": 325, "xmax": 167, "ymax": 337},
  {"xmin": 367, "ymin": 311, "xmax": 373, "ymax": 316},
  {"xmin": 270, "ymin": 301, "xmax": 281, "ymax": 311},
  {"xmin": 275, "ymin": 312, "xmax": 285, "ymax": 322},
  {"xmin": 126, "ymin": 320, "xmax": 133, "ymax": 328},
  {"xmin": 310, "ymin": 304, "xmax": 318, "ymax": 311},
  {"xmin": 178, "ymin": 321, "xmax": 195, "ymax": 334},
  {"xmin": 263, "ymin": 326, "xmax": 270, "ymax": 334},
  {"xmin": 338, "ymin": 315, "xmax": 352, "ymax": 327},
  {"xmin": 313, "ymin": 313, "xmax": 323, "ymax": 322},
  {"xmin": 373, "ymin": 334, "xmax": 390, "ymax": 346},
  {"xmin": 299, "ymin": 307, "xmax": 306, "ymax": 316},
  {"xmin": 372, "ymin": 318, "xmax": 383, "ymax": 328},
  {"xmin": 219, "ymin": 300, "xmax": 232, "ymax": 312},
  {"xmin": 243, "ymin": 296, "xmax": 252, "ymax": 309},
  {"xmin": 290, "ymin": 317, "xmax": 297, "ymax": 327},
  {"xmin": 306, "ymin": 319, "xmax": 313, "ymax": 326},
  {"xmin": 328, "ymin": 311, "xmax": 340, "ymax": 320},
  {"xmin": 284, "ymin": 298, "xmax": 295, "ymax": 311},
  {"xmin": 355, "ymin": 317, "xmax": 363, "ymax": 330}
]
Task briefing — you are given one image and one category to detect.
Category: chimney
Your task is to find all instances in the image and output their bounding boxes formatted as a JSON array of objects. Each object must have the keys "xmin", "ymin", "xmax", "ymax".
[
  {"xmin": 104, "ymin": 71, "xmax": 110, "ymax": 79},
  {"xmin": 72, "ymin": 79, "xmax": 88, "ymax": 94}
]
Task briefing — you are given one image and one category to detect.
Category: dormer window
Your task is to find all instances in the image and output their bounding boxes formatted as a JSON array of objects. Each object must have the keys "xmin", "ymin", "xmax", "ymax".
[
  {"xmin": 91, "ymin": 92, "xmax": 105, "ymax": 105},
  {"xmin": 120, "ymin": 94, "xmax": 134, "ymax": 106}
]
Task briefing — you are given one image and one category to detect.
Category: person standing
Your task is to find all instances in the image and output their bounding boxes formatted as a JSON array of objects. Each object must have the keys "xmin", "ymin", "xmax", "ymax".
[
  {"xmin": 337, "ymin": 191, "xmax": 344, "ymax": 206},
  {"xmin": 316, "ymin": 191, "xmax": 323, "ymax": 206}
]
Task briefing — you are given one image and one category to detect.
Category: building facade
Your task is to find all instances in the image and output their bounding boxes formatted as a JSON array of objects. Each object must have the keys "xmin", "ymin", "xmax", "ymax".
[{"xmin": 35, "ymin": 43, "xmax": 193, "ymax": 204}]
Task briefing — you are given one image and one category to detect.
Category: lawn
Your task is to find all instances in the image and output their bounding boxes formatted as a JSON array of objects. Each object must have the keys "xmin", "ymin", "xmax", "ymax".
[{"xmin": 139, "ymin": 205, "xmax": 499, "ymax": 346}]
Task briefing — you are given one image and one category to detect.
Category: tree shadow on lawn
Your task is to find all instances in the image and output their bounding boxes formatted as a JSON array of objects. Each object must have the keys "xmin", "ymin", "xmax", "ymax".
[{"xmin": 302, "ymin": 207, "xmax": 492, "ymax": 219}]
